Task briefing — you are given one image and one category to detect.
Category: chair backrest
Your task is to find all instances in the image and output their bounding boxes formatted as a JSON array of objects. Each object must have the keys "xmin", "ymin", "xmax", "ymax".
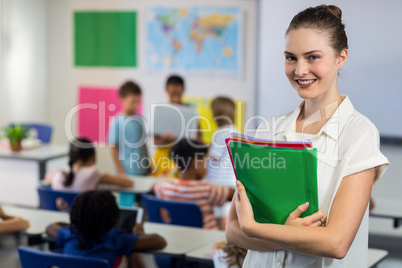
[
  {"xmin": 18, "ymin": 246, "xmax": 109, "ymax": 268},
  {"xmin": 142, "ymin": 194, "xmax": 203, "ymax": 228},
  {"xmin": 37, "ymin": 185, "xmax": 79, "ymax": 212},
  {"xmin": 10, "ymin": 123, "xmax": 53, "ymax": 143}
]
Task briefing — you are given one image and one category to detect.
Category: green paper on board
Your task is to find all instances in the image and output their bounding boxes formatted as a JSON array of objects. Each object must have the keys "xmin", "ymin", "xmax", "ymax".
[
  {"xmin": 74, "ymin": 11, "xmax": 137, "ymax": 67},
  {"xmin": 228, "ymin": 141, "xmax": 319, "ymax": 224}
]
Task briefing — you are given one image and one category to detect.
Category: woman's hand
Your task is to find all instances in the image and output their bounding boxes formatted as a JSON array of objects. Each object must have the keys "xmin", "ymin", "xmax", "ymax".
[
  {"xmin": 235, "ymin": 181, "xmax": 257, "ymax": 236},
  {"xmin": 284, "ymin": 203, "xmax": 327, "ymax": 227}
]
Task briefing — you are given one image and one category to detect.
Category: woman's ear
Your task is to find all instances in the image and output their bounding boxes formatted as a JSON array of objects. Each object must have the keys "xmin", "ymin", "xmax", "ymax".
[{"xmin": 337, "ymin": 49, "xmax": 348, "ymax": 69}]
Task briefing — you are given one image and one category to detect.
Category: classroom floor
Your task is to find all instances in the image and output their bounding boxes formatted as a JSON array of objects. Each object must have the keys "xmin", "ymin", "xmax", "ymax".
[{"xmin": 0, "ymin": 235, "xmax": 401, "ymax": 268}]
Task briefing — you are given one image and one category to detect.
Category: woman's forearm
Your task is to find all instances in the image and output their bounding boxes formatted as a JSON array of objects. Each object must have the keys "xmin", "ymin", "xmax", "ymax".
[
  {"xmin": 226, "ymin": 217, "xmax": 284, "ymax": 252},
  {"xmin": 226, "ymin": 193, "xmax": 283, "ymax": 252},
  {"xmin": 243, "ymin": 222, "xmax": 344, "ymax": 259}
]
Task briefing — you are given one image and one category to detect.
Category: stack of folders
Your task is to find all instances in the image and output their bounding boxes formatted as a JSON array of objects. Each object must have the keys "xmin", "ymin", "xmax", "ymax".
[{"xmin": 226, "ymin": 133, "xmax": 319, "ymax": 224}]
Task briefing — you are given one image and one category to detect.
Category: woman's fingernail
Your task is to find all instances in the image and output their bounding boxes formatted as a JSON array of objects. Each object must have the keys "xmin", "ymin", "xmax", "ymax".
[{"xmin": 304, "ymin": 202, "xmax": 309, "ymax": 207}]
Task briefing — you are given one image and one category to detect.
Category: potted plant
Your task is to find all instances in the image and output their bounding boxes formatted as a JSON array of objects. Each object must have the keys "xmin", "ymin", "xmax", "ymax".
[{"xmin": 3, "ymin": 125, "xmax": 29, "ymax": 152}]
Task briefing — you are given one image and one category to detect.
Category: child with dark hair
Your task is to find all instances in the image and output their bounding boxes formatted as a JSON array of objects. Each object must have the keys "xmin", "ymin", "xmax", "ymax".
[
  {"xmin": 46, "ymin": 190, "xmax": 166, "ymax": 267},
  {"xmin": 153, "ymin": 139, "xmax": 234, "ymax": 229},
  {"xmin": 109, "ymin": 80, "xmax": 150, "ymax": 176},
  {"xmin": 45, "ymin": 137, "xmax": 133, "ymax": 191}
]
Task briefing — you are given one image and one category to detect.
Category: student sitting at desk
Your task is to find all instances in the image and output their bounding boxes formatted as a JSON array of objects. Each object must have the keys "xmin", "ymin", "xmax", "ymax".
[
  {"xmin": 0, "ymin": 206, "xmax": 30, "ymax": 233},
  {"xmin": 45, "ymin": 190, "xmax": 167, "ymax": 268},
  {"xmin": 45, "ymin": 138, "xmax": 133, "ymax": 191},
  {"xmin": 153, "ymin": 139, "xmax": 234, "ymax": 230}
]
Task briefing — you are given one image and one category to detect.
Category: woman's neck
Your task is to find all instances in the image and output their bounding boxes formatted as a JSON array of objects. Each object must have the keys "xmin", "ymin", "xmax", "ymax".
[
  {"xmin": 300, "ymin": 90, "xmax": 343, "ymax": 121},
  {"xmin": 296, "ymin": 89, "xmax": 344, "ymax": 134}
]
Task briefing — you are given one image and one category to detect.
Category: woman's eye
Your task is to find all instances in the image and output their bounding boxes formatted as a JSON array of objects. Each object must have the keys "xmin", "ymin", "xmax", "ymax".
[
  {"xmin": 285, "ymin": 56, "xmax": 296, "ymax": 62},
  {"xmin": 309, "ymin": 55, "xmax": 320, "ymax": 60}
]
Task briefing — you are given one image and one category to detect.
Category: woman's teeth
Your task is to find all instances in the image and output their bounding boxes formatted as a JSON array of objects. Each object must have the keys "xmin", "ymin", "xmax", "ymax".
[{"xmin": 297, "ymin": 79, "xmax": 316, "ymax": 85}]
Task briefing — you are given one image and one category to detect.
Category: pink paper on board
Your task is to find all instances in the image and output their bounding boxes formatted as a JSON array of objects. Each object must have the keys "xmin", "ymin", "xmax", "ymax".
[{"xmin": 78, "ymin": 87, "xmax": 143, "ymax": 143}]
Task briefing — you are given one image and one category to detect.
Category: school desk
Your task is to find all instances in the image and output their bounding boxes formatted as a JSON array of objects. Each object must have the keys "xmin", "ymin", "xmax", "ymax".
[
  {"xmin": 98, "ymin": 176, "xmax": 166, "ymax": 193},
  {"xmin": 370, "ymin": 198, "xmax": 402, "ymax": 228},
  {"xmin": 0, "ymin": 144, "xmax": 68, "ymax": 207},
  {"xmin": 368, "ymin": 248, "xmax": 389, "ymax": 268},
  {"xmin": 0, "ymin": 204, "xmax": 225, "ymax": 256},
  {"xmin": 98, "ymin": 176, "xmax": 236, "ymax": 194}
]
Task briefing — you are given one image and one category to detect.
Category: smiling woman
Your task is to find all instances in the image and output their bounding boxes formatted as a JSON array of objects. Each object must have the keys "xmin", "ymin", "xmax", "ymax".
[{"xmin": 226, "ymin": 5, "xmax": 390, "ymax": 268}]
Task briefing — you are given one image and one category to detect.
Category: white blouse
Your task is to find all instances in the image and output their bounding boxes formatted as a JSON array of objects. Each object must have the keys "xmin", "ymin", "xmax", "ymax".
[{"xmin": 243, "ymin": 95, "xmax": 389, "ymax": 268}]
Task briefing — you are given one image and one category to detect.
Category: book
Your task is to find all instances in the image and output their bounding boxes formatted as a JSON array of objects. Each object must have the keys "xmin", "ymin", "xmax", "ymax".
[{"xmin": 226, "ymin": 136, "xmax": 319, "ymax": 224}]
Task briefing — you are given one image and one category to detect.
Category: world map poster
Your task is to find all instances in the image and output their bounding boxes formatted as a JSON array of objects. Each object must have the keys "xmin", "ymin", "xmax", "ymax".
[{"xmin": 146, "ymin": 7, "xmax": 243, "ymax": 76}]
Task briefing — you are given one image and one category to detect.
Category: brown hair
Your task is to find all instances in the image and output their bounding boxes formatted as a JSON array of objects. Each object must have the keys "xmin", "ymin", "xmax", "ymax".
[
  {"xmin": 286, "ymin": 5, "xmax": 348, "ymax": 55},
  {"xmin": 119, "ymin": 81, "xmax": 142, "ymax": 98},
  {"xmin": 220, "ymin": 243, "xmax": 247, "ymax": 267},
  {"xmin": 211, "ymin": 96, "xmax": 236, "ymax": 127}
]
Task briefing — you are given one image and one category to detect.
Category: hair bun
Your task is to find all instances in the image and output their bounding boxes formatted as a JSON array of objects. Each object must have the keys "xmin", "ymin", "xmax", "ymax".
[{"xmin": 324, "ymin": 5, "xmax": 342, "ymax": 20}]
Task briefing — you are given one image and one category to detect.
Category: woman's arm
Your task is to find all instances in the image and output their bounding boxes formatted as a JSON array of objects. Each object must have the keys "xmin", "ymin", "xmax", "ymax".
[
  {"xmin": 235, "ymin": 167, "xmax": 375, "ymax": 259},
  {"xmin": 100, "ymin": 173, "xmax": 134, "ymax": 188},
  {"xmin": 226, "ymin": 193, "xmax": 284, "ymax": 251},
  {"xmin": 226, "ymin": 190, "xmax": 326, "ymax": 251}
]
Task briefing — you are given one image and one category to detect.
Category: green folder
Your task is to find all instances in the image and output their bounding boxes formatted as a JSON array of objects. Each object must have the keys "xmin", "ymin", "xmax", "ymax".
[{"xmin": 228, "ymin": 141, "xmax": 319, "ymax": 224}]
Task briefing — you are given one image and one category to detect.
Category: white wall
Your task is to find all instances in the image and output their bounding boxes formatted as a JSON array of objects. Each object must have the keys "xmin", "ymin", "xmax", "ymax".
[
  {"xmin": 47, "ymin": 0, "xmax": 259, "ymax": 172},
  {"xmin": 1, "ymin": 0, "xmax": 48, "ymax": 125},
  {"xmin": 257, "ymin": 0, "xmax": 402, "ymax": 137}
]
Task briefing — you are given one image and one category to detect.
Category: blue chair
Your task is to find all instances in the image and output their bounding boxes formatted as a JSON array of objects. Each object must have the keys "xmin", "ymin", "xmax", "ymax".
[
  {"xmin": 142, "ymin": 194, "xmax": 203, "ymax": 228},
  {"xmin": 10, "ymin": 123, "xmax": 53, "ymax": 143},
  {"xmin": 18, "ymin": 246, "xmax": 109, "ymax": 268},
  {"xmin": 37, "ymin": 185, "xmax": 79, "ymax": 212}
]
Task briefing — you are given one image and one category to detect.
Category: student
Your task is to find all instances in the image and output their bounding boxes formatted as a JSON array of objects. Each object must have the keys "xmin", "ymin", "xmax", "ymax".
[
  {"xmin": 45, "ymin": 138, "xmax": 133, "ymax": 191},
  {"xmin": 46, "ymin": 190, "xmax": 166, "ymax": 268},
  {"xmin": 212, "ymin": 241, "xmax": 247, "ymax": 268},
  {"xmin": 153, "ymin": 139, "xmax": 234, "ymax": 230},
  {"xmin": 227, "ymin": 5, "xmax": 389, "ymax": 267},
  {"xmin": 0, "ymin": 206, "xmax": 30, "ymax": 233},
  {"xmin": 206, "ymin": 96, "xmax": 238, "ymax": 186},
  {"xmin": 152, "ymin": 75, "xmax": 199, "ymax": 178},
  {"xmin": 109, "ymin": 81, "xmax": 150, "ymax": 176}
]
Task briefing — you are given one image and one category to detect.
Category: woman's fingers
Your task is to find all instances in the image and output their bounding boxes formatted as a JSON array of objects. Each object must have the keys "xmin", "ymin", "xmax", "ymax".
[{"xmin": 289, "ymin": 202, "xmax": 310, "ymax": 219}]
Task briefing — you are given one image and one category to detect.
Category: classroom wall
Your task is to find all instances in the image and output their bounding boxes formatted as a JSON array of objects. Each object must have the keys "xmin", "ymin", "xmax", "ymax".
[
  {"xmin": 47, "ymin": 0, "xmax": 259, "ymax": 173},
  {"xmin": 0, "ymin": 0, "xmax": 48, "ymax": 125}
]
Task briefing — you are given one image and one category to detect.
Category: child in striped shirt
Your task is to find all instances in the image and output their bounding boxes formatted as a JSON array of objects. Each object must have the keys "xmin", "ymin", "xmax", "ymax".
[{"xmin": 153, "ymin": 139, "xmax": 234, "ymax": 230}]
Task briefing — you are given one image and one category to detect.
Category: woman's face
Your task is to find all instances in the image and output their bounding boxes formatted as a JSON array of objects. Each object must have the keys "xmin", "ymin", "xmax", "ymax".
[{"xmin": 284, "ymin": 28, "xmax": 347, "ymax": 100}]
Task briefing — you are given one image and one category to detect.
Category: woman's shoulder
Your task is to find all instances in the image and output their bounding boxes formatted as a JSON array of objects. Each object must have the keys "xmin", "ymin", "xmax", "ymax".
[{"xmin": 343, "ymin": 109, "xmax": 380, "ymax": 137}]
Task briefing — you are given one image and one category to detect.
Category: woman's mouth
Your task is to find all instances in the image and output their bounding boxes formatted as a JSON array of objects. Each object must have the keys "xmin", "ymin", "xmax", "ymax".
[{"xmin": 295, "ymin": 79, "xmax": 317, "ymax": 88}]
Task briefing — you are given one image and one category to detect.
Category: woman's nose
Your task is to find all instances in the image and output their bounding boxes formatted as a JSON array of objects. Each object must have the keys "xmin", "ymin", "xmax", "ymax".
[{"xmin": 295, "ymin": 61, "xmax": 309, "ymax": 77}]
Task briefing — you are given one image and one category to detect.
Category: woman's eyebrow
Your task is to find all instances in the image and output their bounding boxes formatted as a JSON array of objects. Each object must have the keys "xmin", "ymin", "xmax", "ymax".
[{"xmin": 284, "ymin": 50, "xmax": 323, "ymax": 55}]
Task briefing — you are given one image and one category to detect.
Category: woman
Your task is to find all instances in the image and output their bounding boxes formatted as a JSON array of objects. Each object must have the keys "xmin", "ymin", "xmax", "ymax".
[{"xmin": 226, "ymin": 5, "xmax": 389, "ymax": 267}]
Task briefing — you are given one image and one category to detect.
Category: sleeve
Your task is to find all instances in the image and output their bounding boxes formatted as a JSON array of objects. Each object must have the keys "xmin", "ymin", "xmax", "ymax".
[
  {"xmin": 209, "ymin": 185, "xmax": 230, "ymax": 206},
  {"xmin": 114, "ymin": 230, "xmax": 139, "ymax": 256},
  {"xmin": 56, "ymin": 226, "xmax": 69, "ymax": 247},
  {"xmin": 344, "ymin": 124, "xmax": 389, "ymax": 183},
  {"xmin": 108, "ymin": 117, "xmax": 119, "ymax": 146}
]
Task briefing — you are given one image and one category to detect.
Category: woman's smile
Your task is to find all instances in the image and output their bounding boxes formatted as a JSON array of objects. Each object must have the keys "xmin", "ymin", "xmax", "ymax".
[{"xmin": 295, "ymin": 79, "xmax": 317, "ymax": 88}]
